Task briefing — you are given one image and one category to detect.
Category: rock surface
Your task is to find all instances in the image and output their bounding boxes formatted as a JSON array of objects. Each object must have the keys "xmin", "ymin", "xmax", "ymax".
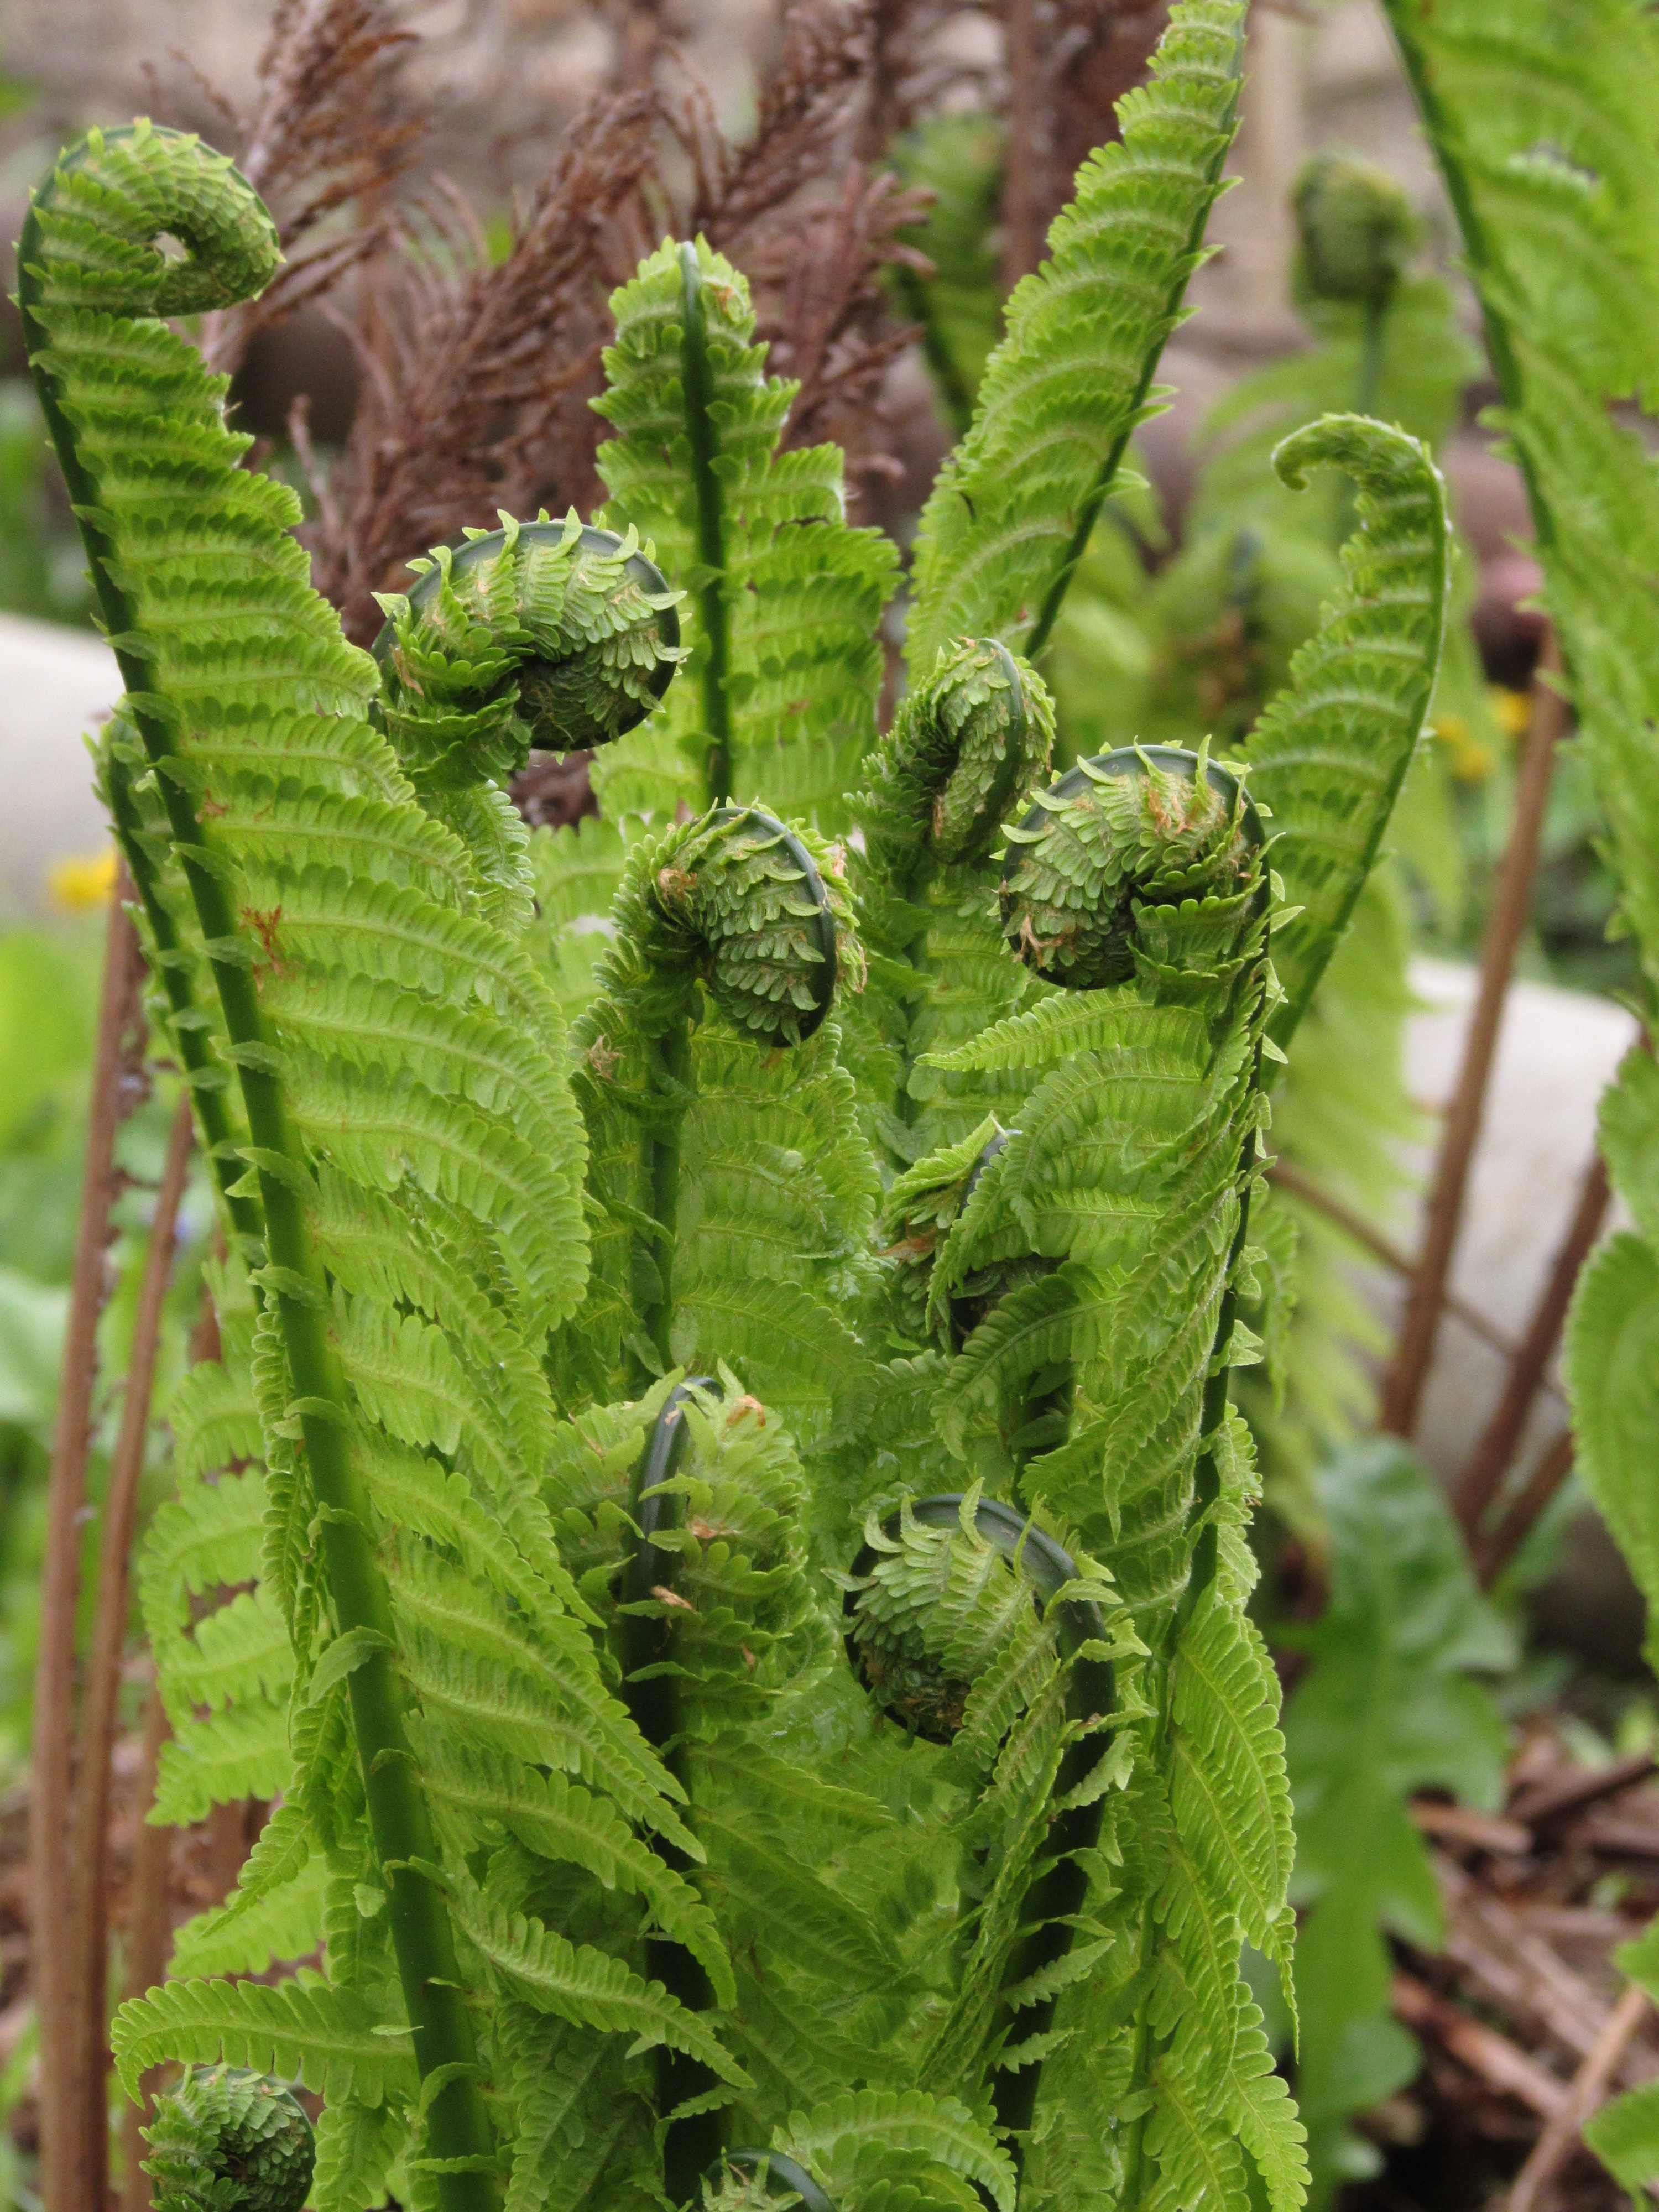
[{"xmin": 0, "ymin": 614, "xmax": 119, "ymax": 919}]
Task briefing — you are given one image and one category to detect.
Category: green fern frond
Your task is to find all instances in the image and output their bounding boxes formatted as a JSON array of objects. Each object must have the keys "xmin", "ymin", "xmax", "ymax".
[
  {"xmin": 171, "ymin": 1853, "xmax": 331, "ymax": 1982},
  {"xmin": 448, "ymin": 1877, "xmax": 745, "ymax": 2083},
  {"xmin": 113, "ymin": 1972, "xmax": 415, "ymax": 2108},
  {"xmin": 592, "ymin": 237, "xmax": 896, "ymax": 825},
  {"xmin": 1244, "ymin": 415, "xmax": 1450, "ymax": 1051},
  {"xmin": 776, "ymin": 2090, "xmax": 1016, "ymax": 2212},
  {"xmin": 905, "ymin": 1, "xmax": 1245, "ymax": 669},
  {"xmin": 152, "ymin": 1702, "xmax": 292, "ymax": 1827}
]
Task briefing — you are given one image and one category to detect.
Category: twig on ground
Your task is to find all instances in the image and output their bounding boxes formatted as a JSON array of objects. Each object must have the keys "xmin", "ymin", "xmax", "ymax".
[
  {"xmin": 1381, "ymin": 629, "xmax": 1569, "ymax": 1440},
  {"xmin": 1510, "ymin": 1751, "xmax": 1658, "ymax": 1834},
  {"xmin": 30, "ymin": 878, "xmax": 147, "ymax": 2212},
  {"xmin": 67, "ymin": 1091, "xmax": 194, "ymax": 2193},
  {"xmin": 1411, "ymin": 1801, "xmax": 1531, "ymax": 1855},
  {"xmin": 1457, "ymin": 1147, "xmax": 1610, "ymax": 1540},
  {"xmin": 1506, "ymin": 1981, "xmax": 1650, "ymax": 2212},
  {"xmin": 1394, "ymin": 1970, "xmax": 1572, "ymax": 2121}
]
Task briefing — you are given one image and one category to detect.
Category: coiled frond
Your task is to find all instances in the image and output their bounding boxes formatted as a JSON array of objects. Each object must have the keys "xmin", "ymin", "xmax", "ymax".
[
  {"xmin": 999, "ymin": 744, "xmax": 1262, "ymax": 994},
  {"xmin": 144, "ymin": 2067, "xmax": 315, "ymax": 2212},
  {"xmin": 1292, "ymin": 151, "xmax": 1418, "ymax": 314},
  {"xmin": 374, "ymin": 513, "xmax": 682, "ymax": 775}
]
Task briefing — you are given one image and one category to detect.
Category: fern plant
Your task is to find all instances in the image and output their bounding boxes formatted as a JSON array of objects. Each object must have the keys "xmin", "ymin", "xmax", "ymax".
[{"xmin": 22, "ymin": 8, "xmax": 1455, "ymax": 2207}]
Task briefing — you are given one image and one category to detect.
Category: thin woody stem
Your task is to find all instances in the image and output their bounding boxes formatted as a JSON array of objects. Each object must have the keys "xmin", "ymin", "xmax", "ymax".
[
  {"xmin": 119, "ymin": 1679, "xmax": 174, "ymax": 2212},
  {"xmin": 1455, "ymin": 1146, "xmax": 1609, "ymax": 1540},
  {"xmin": 1379, "ymin": 631, "xmax": 1568, "ymax": 1439},
  {"xmin": 1475, "ymin": 1428, "xmax": 1576, "ymax": 1590},
  {"xmin": 69, "ymin": 1088, "xmax": 195, "ymax": 2197},
  {"xmin": 30, "ymin": 879, "xmax": 145, "ymax": 2212}
]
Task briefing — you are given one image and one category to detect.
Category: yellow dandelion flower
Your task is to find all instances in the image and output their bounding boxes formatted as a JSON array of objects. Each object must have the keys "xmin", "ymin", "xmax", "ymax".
[
  {"xmin": 1430, "ymin": 712, "xmax": 1494, "ymax": 784},
  {"xmin": 49, "ymin": 847, "xmax": 118, "ymax": 911},
  {"xmin": 1492, "ymin": 686, "xmax": 1531, "ymax": 739}
]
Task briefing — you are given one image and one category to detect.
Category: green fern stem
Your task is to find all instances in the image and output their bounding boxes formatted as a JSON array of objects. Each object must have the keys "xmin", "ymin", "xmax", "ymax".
[
  {"xmin": 622, "ymin": 1382, "xmax": 726, "ymax": 2202},
  {"xmin": 19, "ymin": 124, "xmax": 498, "ymax": 2212},
  {"xmin": 1019, "ymin": 15, "xmax": 1245, "ymax": 661},
  {"xmin": 101, "ymin": 710, "xmax": 267, "ymax": 1264},
  {"xmin": 999, "ymin": 747, "xmax": 1270, "ymax": 2202},
  {"xmin": 679, "ymin": 243, "xmax": 735, "ymax": 803},
  {"xmin": 644, "ymin": 1018, "xmax": 692, "ymax": 1376}
]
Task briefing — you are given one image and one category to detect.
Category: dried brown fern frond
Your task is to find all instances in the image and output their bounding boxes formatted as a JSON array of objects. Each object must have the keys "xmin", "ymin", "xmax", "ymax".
[
  {"xmin": 154, "ymin": 0, "xmax": 423, "ymax": 376},
  {"xmin": 308, "ymin": 88, "xmax": 663, "ymax": 643},
  {"xmin": 729, "ymin": 161, "xmax": 928, "ymax": 468},
  {"xmin": 672, "ymin": 2, "xmax": 928, "ymax": 482}
]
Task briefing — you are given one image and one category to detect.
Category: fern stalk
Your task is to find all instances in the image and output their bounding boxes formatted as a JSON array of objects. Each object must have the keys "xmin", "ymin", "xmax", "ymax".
[
  {"xmin": 19, "ymin": 125, "xmax": 497, "ymax": 2211},
  {"xmin": 679, "ymin": 243, "xmax": 736, "ymax": 804}
]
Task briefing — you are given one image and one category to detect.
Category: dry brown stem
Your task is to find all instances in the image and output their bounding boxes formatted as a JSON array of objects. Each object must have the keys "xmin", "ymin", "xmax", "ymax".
[
  {"xmin": 67, "ymin": 1092, "xmax": 194, "ymax": 2197},
  {"xmin": 1266, "ymin": 1156, "xmax": 1542, "ymax": 1380},
  {"xmin": 310, "ymin": 90, "xmax": 664, "ymax": 643},
  {"xmin": 149, "ymin": 0, "xmax": 421, "ymax": 379},
  {"xmin": 1000, "ymin": 0, "xmax": 1170, "ymax": 288},
  {"xmin": 1477, "ymin": 1430, "xmax": 1577, "ymax": 1590},
  {"xmin": 1457, "ymin": 1147, "xmax": 1610, "ymax": 1541},
  {"xmin": 1507, "ymin": 1981, "xmax": 1650, "ymax": 2212},
  {"xmin": 31, "ymin": 879, "xmax": 147, "ymax": 2212},
  {"xmin": 1381, "ymin": 630, "xmax": 1570, "ymax": 1440}
]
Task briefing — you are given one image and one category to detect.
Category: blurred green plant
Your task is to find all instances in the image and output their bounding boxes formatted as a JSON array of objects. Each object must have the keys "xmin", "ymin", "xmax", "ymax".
[
  {"xmin": 1280, "ymin": 1441, "xmax": 1511, "ymax": 2207},
  {"xmin": 0, "ymin": 379, "xmax": 94, "ymax": 625}
]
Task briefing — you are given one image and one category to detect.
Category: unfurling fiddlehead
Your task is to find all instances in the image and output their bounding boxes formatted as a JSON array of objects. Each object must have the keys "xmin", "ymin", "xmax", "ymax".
[
  {"xmin": 24, "ymin": 121, "xmax": 635, "ymax": 2209},
  {"xmin": 370, "ymin": 513, "xmax": 682, "ymax": 931},
  {"xmin": 372, "ymin": 513, "xmax": 682, "ymax": 776},
  {"xmin": 572, "ymin": 805, "xmax": 856, "ymax": 1385},
  {"xmin": 1292, "ymin": 153, "xmax": 1418, "ymax": 427},
  {"xmin": 859, "ymin": 640, "xmax": 1056, "ymax": 907},
  {"xmin": 144, "ymin": 2067, "xmax": 315, "ymax": 2212},
  {"xmin": 999, "ymin": 743, "xmax": 1265, "ymax": 993},
  {"xmin": 843, "ymin": 1493, "xmax": 1120, "ymax": 2160},
  {"xmin": 853, "ymin": 641, "xmax": 1055, "ymax": 1173}
]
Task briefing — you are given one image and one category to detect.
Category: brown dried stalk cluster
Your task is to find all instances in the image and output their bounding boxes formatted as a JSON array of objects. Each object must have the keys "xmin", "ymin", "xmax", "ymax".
[{"xmin": 148, "ymin": 0, "xmax": 1177, "ymax": 652}]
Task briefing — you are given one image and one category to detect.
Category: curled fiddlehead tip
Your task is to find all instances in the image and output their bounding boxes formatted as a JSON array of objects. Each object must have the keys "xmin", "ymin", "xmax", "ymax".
[
  {"xmin": 143, "ymin": 2066, "xmax": 315, "ymax": 2212},
  {"xmin": 843, "ymin": 1492, "xmax": 1098, "ymax": 1745},
  {"xmin": 1292, "ymin": 149, "xmax": 1417, "ymax": 313},
  {"xmin": 707, "ymin": 2151, "xmax": 837, "ymax": 2212},
  {"xmin": 24, "ymin": 118, "xmax": 281, "ymax": 322},
  {"xmin": 881, "ymin": 1121, "xmax": 1045, "ymax": 1350},
  {"xmin": 999, "ymin": 743, "xmax": 1265, "ymax": 992},
  {"xmin": 648, "ymin": 804, "xmax": 855, "ymax": 1045},
  {"xmin": 371, "ymin": 510, "xmax": 684, "ymax": 782},
  {"xmin": 858, "ymin": 638, "xmax": 1055, "ymax": 887}
]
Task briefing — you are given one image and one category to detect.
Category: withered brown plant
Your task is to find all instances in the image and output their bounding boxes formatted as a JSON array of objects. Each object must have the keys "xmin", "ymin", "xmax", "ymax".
[{"xmin": 146, "ymin": 0, "xmax": 422, "ymax": 379}]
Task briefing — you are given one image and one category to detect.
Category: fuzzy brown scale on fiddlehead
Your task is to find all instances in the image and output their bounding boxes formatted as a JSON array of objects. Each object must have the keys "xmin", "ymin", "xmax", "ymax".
[{"xmin": 144, "ymin": 2066, "xmax": 315, "ymax": 2212}]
